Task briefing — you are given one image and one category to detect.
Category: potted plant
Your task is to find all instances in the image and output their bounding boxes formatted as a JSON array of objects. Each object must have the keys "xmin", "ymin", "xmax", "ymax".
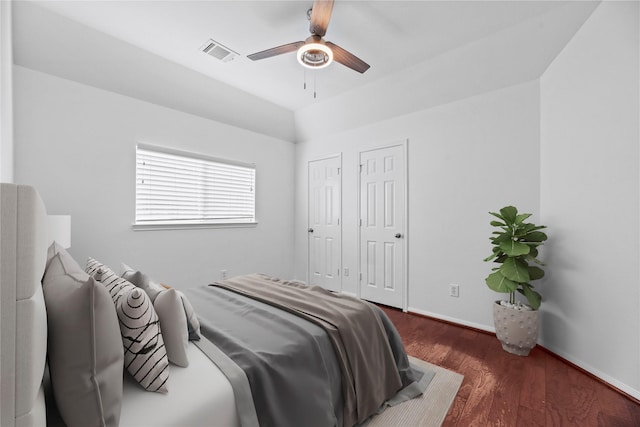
[{"xmin": 484, "ymin": 206, "xmax": 547, "ymax": 356}]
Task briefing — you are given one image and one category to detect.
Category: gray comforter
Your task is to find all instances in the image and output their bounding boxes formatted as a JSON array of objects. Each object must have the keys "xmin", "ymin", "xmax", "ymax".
[{"xmin": 184, "ymin": 274, "xmax": 426, "ymax": 427}]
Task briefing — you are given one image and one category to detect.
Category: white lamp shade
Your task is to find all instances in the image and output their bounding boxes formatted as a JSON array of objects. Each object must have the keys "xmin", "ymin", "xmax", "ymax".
[{"xmin": 47, "ymin": 215, "xmax": 71, "ymax": 249}]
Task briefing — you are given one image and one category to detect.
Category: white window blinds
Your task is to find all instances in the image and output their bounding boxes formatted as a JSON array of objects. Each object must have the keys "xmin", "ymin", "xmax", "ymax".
[{"xmin": 135, "ymin": 144, "xmax": 256, "ymax": 226}]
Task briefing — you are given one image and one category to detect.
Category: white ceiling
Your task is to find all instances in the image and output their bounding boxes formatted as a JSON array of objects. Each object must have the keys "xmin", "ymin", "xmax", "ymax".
[{"xmin": 22, "ymin": 0, "xmax": 584, "ymax": 112}]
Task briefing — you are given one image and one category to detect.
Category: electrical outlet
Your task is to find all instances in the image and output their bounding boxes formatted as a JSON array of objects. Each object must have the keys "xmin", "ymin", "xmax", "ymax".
[
  {"xmin": 449, "ymin": 284, "xmax": 459, "ymax": 298},
  {"xmin": 220, "ymin": 269, "xmax": 228, "ymax": 280}
]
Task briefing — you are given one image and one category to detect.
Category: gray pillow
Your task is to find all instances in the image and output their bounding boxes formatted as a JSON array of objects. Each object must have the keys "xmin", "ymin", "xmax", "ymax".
[
  {"xmin": 176, "ymin": 288, "xmax": 202, "ymax": 341},
  {"xmin": 121, "ymin": 263, "xmax": 201, "ymax": 341},
  {"xmin": 42, "ymin": 247, "xmax": 123, "ymax": 427},
  {"xmin": 121, "ymin": 264, "xmax": 164, "ymax": 301}
]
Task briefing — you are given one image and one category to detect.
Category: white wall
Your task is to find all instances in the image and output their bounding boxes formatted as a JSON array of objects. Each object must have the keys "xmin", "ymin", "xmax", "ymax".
[
  {"xmin": 294, "ymin": 1, "xmax": 598, "ymax": 142},
  {"xmin": 0, "ymin": 0, "xmax": 13, "ymax": 182},
  {"xmin": 12, "ymin": 1, "xmax": 296, "ymax": 143},
  {"xmin": 295, "ymin": 80, "xmax": 541, "ymax": 330},
  {"xmin": 13, "ymin": 66, "xmax": 296, "ymax": 290},
  {"xmin": 540, "ymin": 1, "xmax": 640, "ymax": 396}
]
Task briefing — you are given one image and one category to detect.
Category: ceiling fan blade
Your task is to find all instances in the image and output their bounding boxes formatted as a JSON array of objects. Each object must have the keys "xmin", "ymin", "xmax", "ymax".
[
  {"xmin": 309, "ymin": 0, "xmax": 334, "ymax": 37},
  {"xmin": 326, "ymin": 42, "xmax": 370, "ymax": 73},
  {"xmin": 247, "ymin": 41, "xmax": 304, "ymax": 61}
]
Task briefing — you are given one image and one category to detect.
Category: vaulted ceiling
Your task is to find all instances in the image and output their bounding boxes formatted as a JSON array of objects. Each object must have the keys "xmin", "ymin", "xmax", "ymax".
[{"xmin": 12, "ymin": 1, "xmax": 599, "ymax": 141}]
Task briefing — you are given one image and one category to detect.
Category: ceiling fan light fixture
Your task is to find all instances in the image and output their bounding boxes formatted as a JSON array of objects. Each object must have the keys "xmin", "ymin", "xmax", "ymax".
[{"xmin": 297, "ymin": 40, "xmax": 333, "ymax": 69}]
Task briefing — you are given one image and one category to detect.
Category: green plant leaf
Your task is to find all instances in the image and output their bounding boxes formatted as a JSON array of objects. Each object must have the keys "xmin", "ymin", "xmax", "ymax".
[
  {"xmin": 500, "ymin": 257, "xmax": 530, "ymax": 283},
  {"xmin": 484, "ymin": 253, "xmax": 498, "ymax": 262},
  {"xmin": 520, "ymin": 283, "xmax": 542, "ymax": 310},
  {"xmin": 493, "ymin": 232, "xmax": 513, "ymax": 244},
  {"xmin": 520, "ymin": 223, "xmax": 546, "ymax": 235},
  {"xmin": 495, "ymin": 254, "xmax": 507, "ymax": 263},
  {"xmin": 524, "ymin": 231, "xmax": 548, "ymax": 243},
  {"xmin": 515, "ymin": 213, "xmax": 532, "ymax": 224},
  {"xmin": 499, "ymin": 240, "xmax": 530, "ymax": 256},
  {"xmin": 528, "ymin": 266, "xmax": 545, "ymax": 281},
  {"xmin": 485, "ymin": 271, "xmax": 518, "ymax": 293},
  {"xmin": 489, "ymin": 211, "xmax": 505, "ymax": 222},
  {"xmin": 527, "ymin": 255, "xmax": 545, "ymax": 266},
  {"xmin": 490, "ymin": 220, "xmax": 506, "ymax": 227},
  {"xmin": 513, "ymin": 228, "xmax": 527, "ymax": 238},
  {"xmin": 499, "ymin": 206, "xmax": 518, "ymax": 225}
]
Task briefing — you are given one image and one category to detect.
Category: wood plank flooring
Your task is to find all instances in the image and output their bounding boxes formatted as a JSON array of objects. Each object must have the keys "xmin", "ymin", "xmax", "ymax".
[{"xmin": 380, "ymin": 306, "xmax": 640, "ymax": 427}]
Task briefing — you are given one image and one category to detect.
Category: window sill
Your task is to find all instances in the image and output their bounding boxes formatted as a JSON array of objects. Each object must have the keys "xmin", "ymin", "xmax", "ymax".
[{"xmin": 132, "ymin": 221, "xmax": 258, "ymax": 231}]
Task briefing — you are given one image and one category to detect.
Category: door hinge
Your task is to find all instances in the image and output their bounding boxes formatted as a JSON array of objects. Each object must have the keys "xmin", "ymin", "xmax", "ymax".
[
  {"xmin": 359, "ymin": 164, "xmax": 363, "ymax": 172},
  {"xmin": 359, "ymin": 219, "xmax": 362, "ymax": 226},
  {"xmin": 359, "ymin": 273, "xmax": 362, "ymax": 281}
]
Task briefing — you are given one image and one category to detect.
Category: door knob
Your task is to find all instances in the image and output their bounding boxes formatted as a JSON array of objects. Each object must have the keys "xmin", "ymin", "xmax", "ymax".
[
  {"xmin": 395, "ymin": 233, "xmax": 402, "ymax": 239},
  {"xmin": 308, "ymin": 228, "xmax": 314, "ymax": 233}
]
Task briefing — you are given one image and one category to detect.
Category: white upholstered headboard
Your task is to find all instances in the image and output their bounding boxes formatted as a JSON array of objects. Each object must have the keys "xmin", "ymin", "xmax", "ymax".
[{"xmin": 0, "ymin": 183, "xmax": 48, "ymax": 427}]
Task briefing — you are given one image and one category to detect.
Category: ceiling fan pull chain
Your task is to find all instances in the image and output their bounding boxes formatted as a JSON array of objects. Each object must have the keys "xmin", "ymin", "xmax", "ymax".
[
  {"xmin": 314, "ymin": 73, "xmax": 317, "ymax": 99},
  {"xmin": 303, "ymin": 68, "xmax": 307, "ymax": 90}
]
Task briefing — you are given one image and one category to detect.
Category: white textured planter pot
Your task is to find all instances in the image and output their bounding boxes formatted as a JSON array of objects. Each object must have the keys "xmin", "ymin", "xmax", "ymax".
[{"xmin": 493, "ymin": 301, "xmax": 540, "ymax": 356}]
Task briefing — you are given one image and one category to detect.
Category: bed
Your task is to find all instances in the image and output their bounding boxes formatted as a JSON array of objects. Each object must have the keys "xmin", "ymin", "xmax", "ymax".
[{"xmin": 0, "ymin": 183, "xmax": 430, "ymax": 427}]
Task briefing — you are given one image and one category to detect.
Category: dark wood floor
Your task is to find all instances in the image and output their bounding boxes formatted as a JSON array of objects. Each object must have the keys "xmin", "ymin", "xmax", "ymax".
[{"xmin": 380, "ymin": 306, "xmax": 640, "ymax": 427}]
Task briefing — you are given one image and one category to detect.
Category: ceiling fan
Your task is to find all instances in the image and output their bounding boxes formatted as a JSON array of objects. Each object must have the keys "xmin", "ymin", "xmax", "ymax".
[{"xmin": 247, "ymin": 0, "xmax": 370, "ymax": 74}]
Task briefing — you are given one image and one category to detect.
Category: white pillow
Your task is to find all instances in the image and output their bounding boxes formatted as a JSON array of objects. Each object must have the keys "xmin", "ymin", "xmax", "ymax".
[{"xmin": 149, "ymin": 286, "xmax": 189, "ymax": 367}]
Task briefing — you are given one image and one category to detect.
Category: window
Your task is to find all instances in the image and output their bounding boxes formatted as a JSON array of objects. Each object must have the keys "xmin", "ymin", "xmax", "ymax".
[{"xmin": 135, "ymin": 144, "xmax": 256, "ymax": 228}]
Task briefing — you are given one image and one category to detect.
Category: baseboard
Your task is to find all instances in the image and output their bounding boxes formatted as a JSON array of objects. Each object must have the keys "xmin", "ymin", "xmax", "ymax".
[
  {"xmin": 407, "ymin": 307, "xmax": 496, "ymax": 334},
  {"xmin": 405, "ymin": 308, "xmax": 640, "ymax": 405},
  {"xmin": 536, "ymin": 344, "xmax": 640, "ymax": 404}
]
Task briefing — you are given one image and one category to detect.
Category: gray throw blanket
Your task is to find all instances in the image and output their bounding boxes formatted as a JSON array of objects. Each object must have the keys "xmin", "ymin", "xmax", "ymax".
[
  {"xmin": 188, "ymin": 284, "xmax": 344, "ymax": 427},
  {"xmin": 212, "ymin": 274, "xmax": 403, "ymax": 427}
]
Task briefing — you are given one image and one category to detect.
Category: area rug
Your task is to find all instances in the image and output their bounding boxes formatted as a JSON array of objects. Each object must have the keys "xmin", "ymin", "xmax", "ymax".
[{"xmin": 368, "ymin": 357, "xmax": 463, "ymax": 427}]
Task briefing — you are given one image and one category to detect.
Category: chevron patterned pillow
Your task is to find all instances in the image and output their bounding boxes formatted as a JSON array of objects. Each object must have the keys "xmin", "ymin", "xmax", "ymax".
[
  {"xmin": 86, "ymin": 258, "xmax": 169, "ymax": 393},
  {"xmin": 116, "ymin": 287, "xmax": 169, "ymax": 393},
  {"xmin": 86, "ymin": 258, "xmax": 133, "ymax": 304}
]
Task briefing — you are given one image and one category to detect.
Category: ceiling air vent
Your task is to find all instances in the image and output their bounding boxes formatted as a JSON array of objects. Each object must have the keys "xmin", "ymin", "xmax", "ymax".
[{"xmin": 200, "ymin": 39, "xmax": 238, "ymax": 63}]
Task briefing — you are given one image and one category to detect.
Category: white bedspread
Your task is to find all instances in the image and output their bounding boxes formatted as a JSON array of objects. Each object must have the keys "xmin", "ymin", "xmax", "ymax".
[{"xmin": 119, "ymin": 342, "xmax": 239, "ymax": 427}]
